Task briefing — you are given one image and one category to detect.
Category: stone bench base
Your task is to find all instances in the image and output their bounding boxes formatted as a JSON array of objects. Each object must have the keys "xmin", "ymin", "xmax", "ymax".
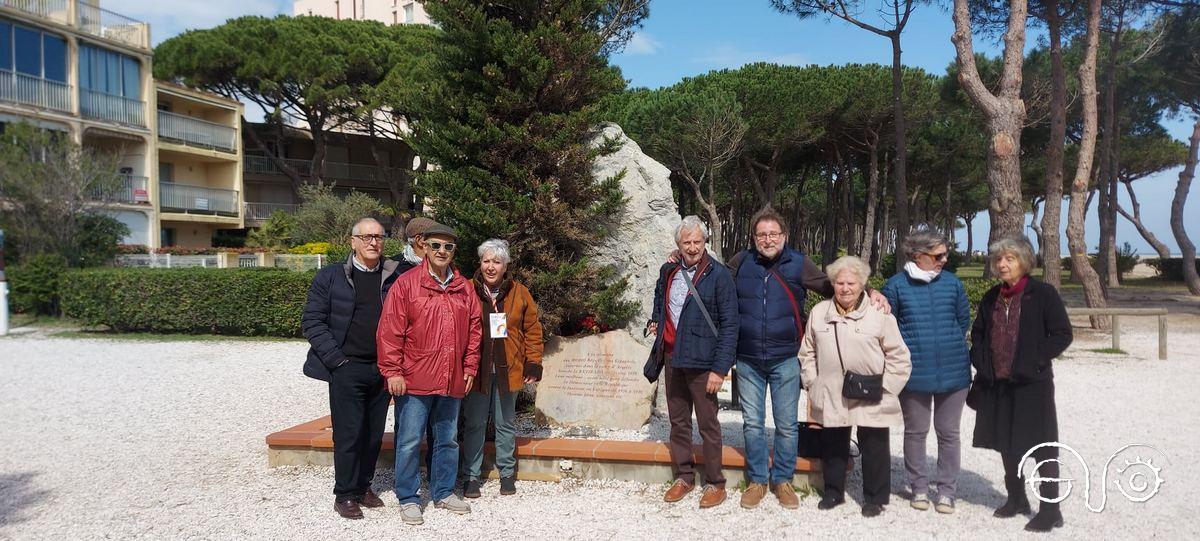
[{"xmin": 267, "ymin": 416, "xmax": 824, "ymax": 487}]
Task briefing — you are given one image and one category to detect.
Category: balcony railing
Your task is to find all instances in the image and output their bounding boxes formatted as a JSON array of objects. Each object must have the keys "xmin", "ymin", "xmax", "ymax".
[
  {"xmin": 0, "ymin": 70, "xmax": 72, "ymax": 112},
  {"xmin": 243, "ymin": 155, "xmax": 403, "ymax": 182},
  {"xmin": 80, "ymin": 89, "xmax": 145, "ymax": 126},
  {"xmin": 91, "ymin": 174, "xmax": 149, "ymax": 204},
  {"xmin": 1, "ymin": 0, "xmax": 70, "ymax": 24},
  {"xmin": 160, "ymin": 182, "xmax": 239, "ymax": 216},
  {"xmin": 76, "ymin": 1, "xmax": 149, "ymax": 49},
  {"xmin": 244, "ymin": 202, "xmax": 298, "ymax": 222},
  {"xmin": 157, "ymin": 111, "xmax": 237, "ymax": 152}
]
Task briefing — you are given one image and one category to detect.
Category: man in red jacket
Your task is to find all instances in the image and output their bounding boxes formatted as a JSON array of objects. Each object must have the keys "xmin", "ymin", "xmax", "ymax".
[{"xmin": 377, "ymin": 223, "xmax": 481, "ymax": 525}]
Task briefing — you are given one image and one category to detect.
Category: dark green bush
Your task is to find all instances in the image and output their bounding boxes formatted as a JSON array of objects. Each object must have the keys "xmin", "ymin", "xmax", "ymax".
[
  {"xmin": 60, "ymin": 267, "xmax": 316, "ymax": 336},
  {"xmin": 1146, "ymin": 257, "xmax": 1200, "ymax": 281},
  {"xmin": 74, "ymin": 215, "xmax": 129, "ymax": 268},
  {"xmin": 7, "ymin": 253, "xmax": 69, "ymax": 315}
]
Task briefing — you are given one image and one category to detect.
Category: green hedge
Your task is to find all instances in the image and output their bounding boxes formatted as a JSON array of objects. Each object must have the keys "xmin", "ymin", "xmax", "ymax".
[
  {"xmin": 60, "ymin": 267, "xmax": 316, "ymax": 336},
  {"xmin": 6, "ymin": 254, "xmax": 69, "ymax": 316}
]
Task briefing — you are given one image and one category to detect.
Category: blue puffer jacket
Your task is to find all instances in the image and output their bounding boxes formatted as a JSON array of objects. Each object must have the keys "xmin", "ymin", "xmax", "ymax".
[
  {"xmin": 650, "ymin": 255, "xmax": 740, "ymax": 375},
  {"xmin": 733, "ymin": 247, "xmax": 829, "ymax": 361},
  {"xmin": 881, "ymin": 270, "xmax": 971, "ymax": 394}
]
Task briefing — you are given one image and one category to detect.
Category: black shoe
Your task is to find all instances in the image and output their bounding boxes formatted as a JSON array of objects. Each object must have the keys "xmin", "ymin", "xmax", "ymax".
[
  {"xmin": 500, "ymin": 476, "xmax": 517, "ymax": 495},
  {"xmin": 1025, "ymin": 509, "xmax": 1065, "ymax": 532},
  {"xmin": 817, "ymin": 495, "xmax": 844, "ymax": 510},
  {"xmin": 993, "ymin": 497, "xmax": 1031, "ymax": 518},
  {"xmin": 463, "ymin": 479, "xmax": 481, "ymax": 499},
  {"xmin": 861, "ymin": 503, "xmax": 883, "ymax": 517}
]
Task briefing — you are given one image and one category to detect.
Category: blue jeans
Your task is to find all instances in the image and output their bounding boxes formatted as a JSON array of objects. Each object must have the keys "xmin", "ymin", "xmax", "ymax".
[
  {"xmin": 736, "ymin": 355, "xmax": 800, "ymax": 485},
  {"xmin": 393, "ymin": 394, "xmax": 461, "ymax": 505},
  {"xmin": 460, "ymin": 377, "xmax": 519, "ymax": 480}
]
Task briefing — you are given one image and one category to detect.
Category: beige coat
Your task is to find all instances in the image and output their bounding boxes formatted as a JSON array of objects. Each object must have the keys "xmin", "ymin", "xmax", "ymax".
[{"xmin": 799, "ymin": 297, "xmax": 912, "ymax": 428}]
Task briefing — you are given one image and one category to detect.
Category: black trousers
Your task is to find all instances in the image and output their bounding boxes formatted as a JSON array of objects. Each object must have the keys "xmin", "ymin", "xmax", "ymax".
[
  {"xmin": 1002, "ymin": 446, "xmax": 1060, "ymax": 511},
  {"xmin": 329, "ymin": 360, "xmax": 390, "ymax": 501},
  {"xmin": 821, "ymin": 426, "xmax": 891, "ymax": 505}
]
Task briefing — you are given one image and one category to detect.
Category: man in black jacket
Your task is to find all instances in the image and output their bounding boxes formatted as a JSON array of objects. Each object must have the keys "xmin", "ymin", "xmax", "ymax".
[{"xmin": 302, "ymin": 218, "xmax": 413, "ymax": 519}]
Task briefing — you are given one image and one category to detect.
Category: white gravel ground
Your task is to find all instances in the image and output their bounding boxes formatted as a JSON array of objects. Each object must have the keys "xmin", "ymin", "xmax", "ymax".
[{"xmin": 2, "ymin": 314, "xmax": 1199, "ymax": 540}]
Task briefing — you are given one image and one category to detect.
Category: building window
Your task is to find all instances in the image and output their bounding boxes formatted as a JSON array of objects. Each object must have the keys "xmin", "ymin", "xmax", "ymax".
[
  {"xmin": 159, "ymin": 162, "xmax": 174, "ymax": 182},
  {"xmin": 0, "ymin": 19, "xmax": 67, "ymax": 82},
  {"xmin": 79, "ymin": 44, "xmax": 142, "ymax": 99},
  {"xmin": 404, "ymin": 3, "xmax": 414, "ymax": 23}
]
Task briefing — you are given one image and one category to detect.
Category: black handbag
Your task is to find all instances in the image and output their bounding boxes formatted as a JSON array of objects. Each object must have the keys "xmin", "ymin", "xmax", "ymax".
[{"xmin": 833, "ymin": 322, "xmax": 884, "ymax": 402}]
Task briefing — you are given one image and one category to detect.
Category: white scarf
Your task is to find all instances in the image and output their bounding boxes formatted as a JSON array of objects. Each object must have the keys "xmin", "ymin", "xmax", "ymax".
[{"xmin": 904, "ymin": 261, "xmax": 940, "ymax": 283}]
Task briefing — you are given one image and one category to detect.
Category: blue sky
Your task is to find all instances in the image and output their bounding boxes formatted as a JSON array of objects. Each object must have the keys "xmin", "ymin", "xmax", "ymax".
[{"xmin": 124, "ymin": 0, "xmax": 1197, "ymax": 257}]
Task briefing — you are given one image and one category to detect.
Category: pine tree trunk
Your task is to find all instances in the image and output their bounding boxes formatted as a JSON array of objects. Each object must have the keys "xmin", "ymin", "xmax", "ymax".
[
  {"xmin": 890, "ymin": 34, "xmax": 910, "ymax": 273},
  {"xmin": 1116, "ymin": 181, "xmax": 1172, "ymax": 260},
  {"xmin": 1171, "ymin": 119, "xmax": 1200, "ymax": 296},
  {"xmin": 861, "ymin": 139, "xmax": 881, "ymax": 265},
  {"xmin": 1065, "ymin": 0, "xmax": 1109, "ymax": 329},
  {"xmin": 1040, "ymin": 2, "xmax": 1066, "ymax": 289}
]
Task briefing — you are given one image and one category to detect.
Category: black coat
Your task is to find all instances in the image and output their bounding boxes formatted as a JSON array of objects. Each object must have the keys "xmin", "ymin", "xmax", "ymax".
[
  {"xmin": 969, "ymin": 277, "xmax": 1073, "ymax": 454},
  {"xmin": 301, "ymin": 257, "xmax": 413, "ymax": 381}
]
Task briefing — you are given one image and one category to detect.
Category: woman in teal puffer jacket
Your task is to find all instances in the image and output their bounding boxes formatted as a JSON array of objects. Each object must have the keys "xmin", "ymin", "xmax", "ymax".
[{"xmin": 881, "ymin": 226, "xmax": 971, "ymax": 515}]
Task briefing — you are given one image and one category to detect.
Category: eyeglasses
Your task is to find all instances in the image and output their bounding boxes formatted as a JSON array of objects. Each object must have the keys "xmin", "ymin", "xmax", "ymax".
[
  {"xmin": 754, "ymin": 232, "xmax": 783, "ymax": 241},
  {"xmin": 924, "ymin": 251, "xmax": 949, "ymax": 261},
  {"xmin": 352, "ymin": 234, "xmax": 386, "ymax": 244},
  {"xmin": 428, "ymin": 241, "xmax": 456, "ymax": 252}
]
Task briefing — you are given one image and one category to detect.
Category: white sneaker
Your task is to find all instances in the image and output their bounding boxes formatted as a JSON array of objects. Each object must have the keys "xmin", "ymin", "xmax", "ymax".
[
  {"xmin": 435, "ymin": 494, "xmax": 472, "ymax": 514},
  {"xmin": 910, "ymin": 493, "xmax": 930, "ymax": 511},
  {"xmin": 935, "ymin": 496, "xmax": 956, "ymax": 514},
  {"xmin": 400, "ymin": 503, "xmax": 424, "ymax": 525}
]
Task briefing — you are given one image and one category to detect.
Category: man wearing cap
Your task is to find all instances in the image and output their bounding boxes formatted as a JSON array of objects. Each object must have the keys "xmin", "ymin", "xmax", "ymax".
[
  {"xmin": 394, "ymin": 216, "xmax": 436, "ymax": 266},
  {"xmin": 377, "ymin": 223, "xmax": 481, "ymax": 525},
  {"xmin": 301, "ymin": 217, "xmax": 413, "ymax": 519}
]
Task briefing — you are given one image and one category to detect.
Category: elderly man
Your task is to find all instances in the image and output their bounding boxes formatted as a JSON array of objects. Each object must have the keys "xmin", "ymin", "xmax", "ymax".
[
  {"xmin": 377, "ymin": 223, "xmax": 481, "ymax": 525},
  {"xmin": 301, "ymin": 217, "xmax": 413, "ymax": 520},
  {"xmin": 393, "ymin": 216, "xmax": 436, "ymax": 266},
  {"xmin": 729, "ymin": 207, "xmax": 890, "ymax": 510},
  {"xmin": 647, "ymin": 216, "xmax": 739, "ymax": 509}
]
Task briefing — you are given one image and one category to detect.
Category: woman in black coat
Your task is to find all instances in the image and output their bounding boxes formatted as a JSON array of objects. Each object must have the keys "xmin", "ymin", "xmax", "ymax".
[{"xmin": 969, "ymin": 235, "xmax": 1073, "ymax": 533}]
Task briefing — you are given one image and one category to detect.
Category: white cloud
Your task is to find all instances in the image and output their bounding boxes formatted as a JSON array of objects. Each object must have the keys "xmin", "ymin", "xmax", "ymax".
[
  {"xmin": 625, "ymin": 32, "xmax": 662, "ymax": 55},
  {"xmin": 101, "ymin": 0, "xmax": 289, "ymax": 45}
]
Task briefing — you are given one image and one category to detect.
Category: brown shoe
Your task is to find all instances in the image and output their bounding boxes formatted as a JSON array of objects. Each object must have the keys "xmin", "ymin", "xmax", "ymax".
[
  {"xmin": 740, "ymin": 482, "xmax": 767, "ymax": 509},
  {"xmin": 771, "ymin": 482, "xmax": 799, "ymax": 509},
  {"xmin": 334, "ymin": 498, "xmax": 364, "ymax": 520},
  {"xmin": 699, "ymin": 485, "xmax": 727, "ymax": 509},
  {"xmin": 663, "ymin": 479, "xmax": 695, "ymax": 503},
  {"xmin": 359, "ymin": 490, "xmax": 384, "ymax": 508}
]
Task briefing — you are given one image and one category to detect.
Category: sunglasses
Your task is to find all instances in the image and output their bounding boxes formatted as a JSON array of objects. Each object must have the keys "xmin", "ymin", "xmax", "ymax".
[
  {"xmin": 427, "ymin": 241, "xmax": 456, "ymax": 252},
  {"xmin": 924, "ymin": 251, "xmax": 949, "ymax": 261}
]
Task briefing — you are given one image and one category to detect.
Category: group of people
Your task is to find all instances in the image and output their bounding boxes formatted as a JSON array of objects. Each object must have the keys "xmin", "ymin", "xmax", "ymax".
[
  {"xmin": 650, "ymin": 208, "xmax": 1071, "ymax": 532},
  {"xmin": 301, "ymin": 206, "xmax": 1073, "ymax": 533},
  {"xmin": 302, "ymin": 217, "xmax": 544, "ymax": 525}
]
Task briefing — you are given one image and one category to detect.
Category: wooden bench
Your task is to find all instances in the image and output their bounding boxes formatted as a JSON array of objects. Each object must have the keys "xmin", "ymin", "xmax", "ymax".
[{"xmin": 1066, "ymin": 307, "xmax": 1169, "ymax": 360}]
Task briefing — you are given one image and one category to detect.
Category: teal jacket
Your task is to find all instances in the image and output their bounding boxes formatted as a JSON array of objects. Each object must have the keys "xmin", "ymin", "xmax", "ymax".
[{"xmin": 881, "ymin": 270, "xmax": 971, "ymax": 394}]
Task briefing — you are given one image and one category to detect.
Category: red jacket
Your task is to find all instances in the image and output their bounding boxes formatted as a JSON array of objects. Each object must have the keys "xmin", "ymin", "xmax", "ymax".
[{"xmin": 377, "ymin": 262, "xmax": 482, "ymax": 398}]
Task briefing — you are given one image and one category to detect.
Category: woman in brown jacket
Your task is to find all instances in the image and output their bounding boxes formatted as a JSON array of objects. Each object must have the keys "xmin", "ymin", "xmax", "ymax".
[
  {"xmin": 800, "ymin": 256, "xmax": 911, "ymax": 517},
  {"xmin": 460, "ymin": 239, "xmax": 544, "ymax": 498}
]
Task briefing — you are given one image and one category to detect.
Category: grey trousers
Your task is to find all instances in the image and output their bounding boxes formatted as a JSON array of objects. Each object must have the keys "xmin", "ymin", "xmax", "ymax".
[{"xmin": 900, "ymin": 388, "xmax": 968, "ymax": 500}]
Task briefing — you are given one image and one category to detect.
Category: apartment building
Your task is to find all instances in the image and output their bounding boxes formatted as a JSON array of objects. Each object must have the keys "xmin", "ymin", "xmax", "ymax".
[
  {"xmin": 241, "ymin": 123, "xmax": 414, "ymax": 229},
  {"xmin": 1, "ymin": 0, "xmax": 155, "ymax": 244},
  {"xmin": 1, "ymin": 0, "xmax": 244, "ymax": 249},
  {"xmin": 293, "ymin": 0, "xmax": 431, "ymax": 25}
]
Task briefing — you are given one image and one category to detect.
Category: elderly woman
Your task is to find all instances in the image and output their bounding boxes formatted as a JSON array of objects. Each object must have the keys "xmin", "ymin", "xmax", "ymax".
[
  {"xmin": 970, "ymin": 235, "xmax": 1072, "ymax": 532},
  {"xmin": 881, "ymin": 227, "xmax": 971, "ymax": 514},
  {"xmin": 800, "ymin": 256, "xmax": 911, "ymax": 517},
  {"xmin": 459, "ymin": 239, "xmax": 544, "ymax": 498}
]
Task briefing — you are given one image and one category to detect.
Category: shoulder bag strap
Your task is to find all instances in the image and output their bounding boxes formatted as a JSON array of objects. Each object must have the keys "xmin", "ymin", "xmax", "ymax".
[{"xmin": 681, "ymin": 265, "xmax": 719, "ymax": 337}]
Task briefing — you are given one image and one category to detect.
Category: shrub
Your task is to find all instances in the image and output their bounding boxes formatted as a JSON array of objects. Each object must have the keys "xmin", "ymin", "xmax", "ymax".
[
  {"xmin": 60, "ymin": 267, "xmax": 315, "ymax": 336},
  {"xmin": 116, "ymin": 244, "xmax": 150, "ymax": 255},
  {"xmin": 7, "ymin": 254, "xmax": 69, "ymax": 315},
  {"xmin": 292, "ymin": 184, "xmax": 390, "ymax": 245},
  {"xmin": 247, "ymin": 210, "xmax": 295, "ymax": 252},
  {"xmin": 1146, "ymin": 257, "xmax": 1200, "ymax": 281},
  {"xmin": 74, "ymin": 215, "xmax": 129, "ymax": 268},
  {"xmin": 289, "ymin": 242, "xmax": 332, "ymax": 255}
]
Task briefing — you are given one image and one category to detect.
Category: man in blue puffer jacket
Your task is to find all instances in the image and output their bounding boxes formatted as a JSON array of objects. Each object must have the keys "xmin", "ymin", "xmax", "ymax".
[
  {"xmin": 728, "ymin": 207, "xmax": 889, "ymax": 510},
  {"xmin": 880, "ymin": 227, "xmax": 971, "ymax": 515}
]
